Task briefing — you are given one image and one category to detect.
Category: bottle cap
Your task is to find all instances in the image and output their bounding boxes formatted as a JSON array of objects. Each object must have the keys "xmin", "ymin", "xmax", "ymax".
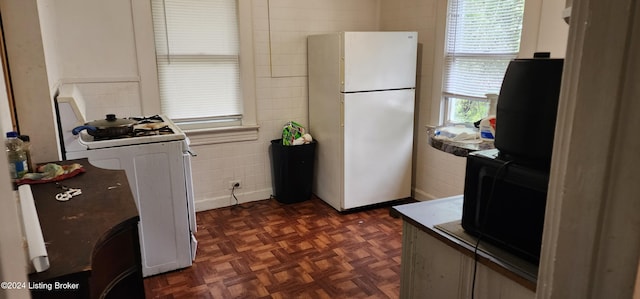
[{"xmin": 6, "ymin": 131, "xmax": 18, "ymax": 138}]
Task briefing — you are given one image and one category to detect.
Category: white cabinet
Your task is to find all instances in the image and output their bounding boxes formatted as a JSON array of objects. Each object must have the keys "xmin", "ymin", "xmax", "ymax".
[
  {"xmin": 400, "ymin": 222, "xmax": 535, "ymax": 299},
  {"xmin": 393, "ymin": 197, "xmax": 536, "ymax": 299}
]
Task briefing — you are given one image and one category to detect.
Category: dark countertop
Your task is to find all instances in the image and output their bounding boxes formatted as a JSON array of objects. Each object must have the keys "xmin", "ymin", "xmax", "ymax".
[
  {"xmin": 392, "ymin": 196, "xmax": 538, "ymax": 292},
  {"xmin": 27, "ymin": 159, "xmax": 139, "ymax": 282},
  {"xmin": 427, "ymin": 126, "xmax": 495, "ymax": 157}
]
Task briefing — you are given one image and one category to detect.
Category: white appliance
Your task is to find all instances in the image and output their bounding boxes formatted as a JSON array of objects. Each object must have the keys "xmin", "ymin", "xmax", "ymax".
[
  {"xmin": 307, "ymin": 31, "xmax": 418, "ymax": 211},
  {"xmin": 55, "ymin": 84, "xmax": 197, "ymax": 277}
]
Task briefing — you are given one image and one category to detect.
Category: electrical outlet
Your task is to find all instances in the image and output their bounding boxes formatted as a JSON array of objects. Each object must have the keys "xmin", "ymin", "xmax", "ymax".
[{"xmin": 229, "ymin": 180, "xmax": 241, "ymax": 190}]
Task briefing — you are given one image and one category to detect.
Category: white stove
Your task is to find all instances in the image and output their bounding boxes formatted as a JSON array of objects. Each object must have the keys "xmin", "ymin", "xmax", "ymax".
[
  {"xmin": 72, "ymin": 114, "xmax": 187, "ymax": 150},
  {"xmin": 55, "ymin": 84, "xmax": 197, "ymax": 277}
]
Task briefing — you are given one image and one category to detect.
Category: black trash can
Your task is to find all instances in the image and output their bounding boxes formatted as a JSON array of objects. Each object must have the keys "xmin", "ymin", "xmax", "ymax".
[{"xmin": 270, "ymin": 139, "xmax": 316, "ymax": 204}]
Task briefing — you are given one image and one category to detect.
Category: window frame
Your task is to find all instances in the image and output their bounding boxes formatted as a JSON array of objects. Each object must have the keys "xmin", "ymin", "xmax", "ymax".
[
  {"xmin": 441, "ymin": 0, "xmax": 524, "ymax": 124},
  {"xmin": 430, "ymin": 0, "xmax": 542, "ymax": 126},
  {"xmin": 132, "ymin": 0, "xmax": 258, "ymax": 145}
]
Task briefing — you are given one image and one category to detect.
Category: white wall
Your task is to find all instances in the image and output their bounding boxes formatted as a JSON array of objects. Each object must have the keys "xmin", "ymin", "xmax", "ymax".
[
  {"xmin": 12, "ymin": 0, "xmax": 381, "ymax": 210},
  {"xmin": 268, "ymin": 0, "xmax": 380, "ymax": 77},
  {"xmin": 537, "ymin": 0, "xmax": 569, "ymax": 57},
  {"xmin": 45, "ymin": 0, "xmax": 143, "ymax": 119},
  {"xmin": 0, "ymin": 0, "xmax": 571, "ymax": 290},
  {"xmin": 53, "ymin": 0, "xmax": 138, "ymax": 81},
  {"xmin": 36, "ymin": 0, "xmax": 62, "ymax": 93},
  {"xmin": 520, "ymin": 0, "xmax": 570, "ymax": 58},
  {"xmin": 379, "ymin": 0, "xmax": 467, "ymax": 200},
  {"xmin": 1, "ymin": 0, "xmax": 61, "ymax": 163},
  {"xmin": 193, "ymin": 0, "xmax": 382, "ymax": 209},
  {"xmin": 0, "ymin": 73, "xmax": 13, "ymax": 135},
  {"xmin": 2, "ymin": 0, "xmax": 144, "ymax": 164},
  {"xmin": 0, "ymin": 11, "xmax": 28, "ymax": 294},
  {"xmin": 382, "ymin": 0, "xmax": 570, "ymax": 201},
  {"xmin": 1, "ymin": 0, "xmax": 569, "ymax": 211}
]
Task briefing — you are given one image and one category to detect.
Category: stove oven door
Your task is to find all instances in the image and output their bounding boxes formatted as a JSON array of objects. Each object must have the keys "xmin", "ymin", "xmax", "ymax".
[{"xmin": 83, "ymin": 140, "xmax": 194, "ymax": 277}]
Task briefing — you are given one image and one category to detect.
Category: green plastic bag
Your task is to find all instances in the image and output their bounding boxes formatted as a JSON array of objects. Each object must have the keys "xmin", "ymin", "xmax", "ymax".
[{"xmin": 282, "ymin": 121, "xmax": 305, "ymax": 146}]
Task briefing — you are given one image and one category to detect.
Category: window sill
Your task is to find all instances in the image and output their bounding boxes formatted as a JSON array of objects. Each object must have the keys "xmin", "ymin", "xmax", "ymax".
[{"xmin": 184, "ymin": 125, "xmax": 260, "ymax": 146}]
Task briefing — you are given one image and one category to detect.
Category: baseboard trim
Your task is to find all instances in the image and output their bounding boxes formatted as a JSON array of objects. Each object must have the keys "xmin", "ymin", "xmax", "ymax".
[
  {"xmin": 194, "ymin": 188, "xmax": 273, "ymax": 212},
  {"xmin": 197, "ymin": 187, "xmax": 442, "ymax": 211},
  {"xmin": 413, "ymin": 188, "xmax": 438, "ymax": 201}
]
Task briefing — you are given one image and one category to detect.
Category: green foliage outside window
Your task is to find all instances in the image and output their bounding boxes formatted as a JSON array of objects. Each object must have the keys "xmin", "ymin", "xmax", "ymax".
[{"xmin": 449, "ymin": 98, "xmax": 490, "ymax": 124}]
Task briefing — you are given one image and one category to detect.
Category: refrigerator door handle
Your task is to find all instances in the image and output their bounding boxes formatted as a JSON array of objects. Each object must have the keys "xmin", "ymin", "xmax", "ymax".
[
  {"xmin": 340, "ymin": 57, "xmax": 345, "ymax": 87},
  {"xmin": 340, "ymin": 99, "xmax": 345, "ymax": 127}
]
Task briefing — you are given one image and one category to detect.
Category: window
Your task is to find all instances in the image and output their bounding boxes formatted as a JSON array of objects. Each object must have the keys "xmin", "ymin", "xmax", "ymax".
[
  {"xmin": 151, "ymin": 0, "xmax": 241, "ymax": 126},
  {"xmin": 443, "ymin": 0, "xmax": 525, "ymax": 124}
]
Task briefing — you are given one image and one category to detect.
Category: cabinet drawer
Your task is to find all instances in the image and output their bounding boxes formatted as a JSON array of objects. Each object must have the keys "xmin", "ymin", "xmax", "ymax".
[{"xmin": 90, "ymin": 225, "xmax": 143, "ymax": 299}]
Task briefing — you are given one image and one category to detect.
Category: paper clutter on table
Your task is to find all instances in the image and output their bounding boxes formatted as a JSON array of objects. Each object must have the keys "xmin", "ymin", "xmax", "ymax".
[{"xmin": 434, "ymin": 124, "xmax": 480, "ymax": 142}]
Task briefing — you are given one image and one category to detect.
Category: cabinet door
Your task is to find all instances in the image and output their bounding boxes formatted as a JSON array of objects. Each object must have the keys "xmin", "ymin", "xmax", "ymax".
[
  {"xmin": 91, "ymin": 226, "xmax": 144, "ymax": 299},
  {"xmin": 400, "ymin": 223, "xmax": 536, "ymax": 299},
  {"xmin": 471, "ymin": 263, "xmax": 536, "ymax": 299},
  {"xmin": 401, "ymin": 223, "xmax": 468, "ymax": 298}
]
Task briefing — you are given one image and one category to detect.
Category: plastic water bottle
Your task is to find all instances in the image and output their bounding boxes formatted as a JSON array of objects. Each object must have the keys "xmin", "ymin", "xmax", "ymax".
[
  {"xmin": 18, "ymin": 135, "xmax": 34, "ymax": 173},
  {"xmin": 6, "ymin": 131, "xmax": 28, "ymax": 179}
]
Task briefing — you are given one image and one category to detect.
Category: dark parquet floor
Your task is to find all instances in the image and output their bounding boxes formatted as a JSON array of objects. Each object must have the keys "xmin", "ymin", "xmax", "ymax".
[{"xmin": 143, "ymin": 196, "xmax": 408, "ymax": 299}]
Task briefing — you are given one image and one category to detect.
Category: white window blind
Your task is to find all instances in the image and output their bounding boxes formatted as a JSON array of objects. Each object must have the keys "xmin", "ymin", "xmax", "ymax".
[
  {"xmin": 151, "ymin": 0, "xmax": 241, "ymax": 122},
  {"xmin": 443, "ymin": 0, "xmax": 524, "ymax": 120}
]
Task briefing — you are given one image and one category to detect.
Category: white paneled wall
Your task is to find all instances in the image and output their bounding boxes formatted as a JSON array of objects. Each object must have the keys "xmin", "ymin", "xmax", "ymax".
[
  {"xmin": 191, "ymin": 0, "xmax": 467, "ymax": 209},
  {"xmin": 73, "ymin": 82, "xmax": 142, "ymax": 121},
  {"xmin": 380, "ymin": 0, "xmax": 467, "ymax": 200},
  {"xmin": 191, "ymin": 139, "xmax": 272, "ymax": 210},
  {"xmin": 193, "ymin": 0, "xmax": 382, "ymax": 210},
  {"xmin": 38, "ymin": 0, "xmax": 469, "ymax": 211},
  {"xmin": 416, "ymin": 146, "xmax": 466, "ymax": 199},
  {"xmin": 40, "ymin": 0, "xmax": 468, "ymax": 211},
  {"xmin": 268, "ymin": 0, "xmax": 379, "ymax": 77},
  {"xmin": 194, "ymin": 0, "xmax": 568, "ymax": 206}
]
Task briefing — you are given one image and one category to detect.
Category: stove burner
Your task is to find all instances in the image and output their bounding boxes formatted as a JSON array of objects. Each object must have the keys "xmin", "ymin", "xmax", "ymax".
[
  {"xmin": 133, "ymin": 126, "xmax": 174, "ymax": 137},
  {"xmin": 130, "ymin": 115, "xmax": 165, "ymax": 124},
  {"xmin": 91, "ymin": 115, "xmax": 175, "ymax": 140}
]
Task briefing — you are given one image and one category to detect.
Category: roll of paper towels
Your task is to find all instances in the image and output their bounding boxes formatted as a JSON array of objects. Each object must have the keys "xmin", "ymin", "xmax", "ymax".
[{"xmin": 17, "ymin": 184, "xmax": 50, "ymax": 273}]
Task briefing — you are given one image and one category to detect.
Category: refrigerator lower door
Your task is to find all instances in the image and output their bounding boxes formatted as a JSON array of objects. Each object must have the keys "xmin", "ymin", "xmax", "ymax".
[{"xmin": 342, "ymin": 89, "xmax": 415, "ymax": 209}]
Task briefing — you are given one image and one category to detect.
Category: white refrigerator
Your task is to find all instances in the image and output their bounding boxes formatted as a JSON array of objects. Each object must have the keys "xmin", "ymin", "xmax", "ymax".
[{"xmin": 308, "ymin": 31, "xmax": 418, "ymax": 211}]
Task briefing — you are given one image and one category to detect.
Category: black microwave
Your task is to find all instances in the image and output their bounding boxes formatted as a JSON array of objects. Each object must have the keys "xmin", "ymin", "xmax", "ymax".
[{"xmin": 461, "ymin": 149, "xmax": 549, "ymax": 264}]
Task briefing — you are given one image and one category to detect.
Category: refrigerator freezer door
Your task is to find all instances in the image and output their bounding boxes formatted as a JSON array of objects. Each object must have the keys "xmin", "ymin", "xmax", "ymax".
[
  {"xmin": 342, "ymin": 89, "xmax": 415, "ymax": 209},
  {"xmin": 342, "ymin": 32, "xmax": 418, "ymax": 92}
]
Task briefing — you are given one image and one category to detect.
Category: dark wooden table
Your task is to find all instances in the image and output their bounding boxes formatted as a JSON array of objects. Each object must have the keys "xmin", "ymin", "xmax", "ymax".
[{"xmin": 27, "ymin": 159, "xmax": 144, "ymax": 299}]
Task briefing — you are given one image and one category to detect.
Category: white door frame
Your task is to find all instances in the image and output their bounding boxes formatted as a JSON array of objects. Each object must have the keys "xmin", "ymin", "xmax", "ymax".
[{"xmin": 537, "ymin": 0, "xmax": 640, "ymax": 298}]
